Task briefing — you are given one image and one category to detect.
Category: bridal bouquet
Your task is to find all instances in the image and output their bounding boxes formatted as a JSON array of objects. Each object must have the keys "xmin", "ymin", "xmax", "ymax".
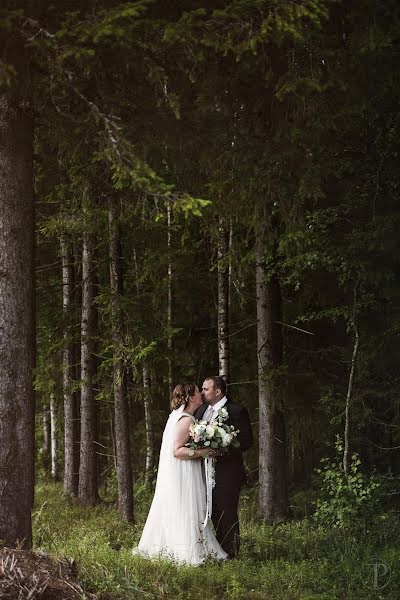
[{"xmin": 186, "ymin": 407, "xmax": 240, "ymax": 453}]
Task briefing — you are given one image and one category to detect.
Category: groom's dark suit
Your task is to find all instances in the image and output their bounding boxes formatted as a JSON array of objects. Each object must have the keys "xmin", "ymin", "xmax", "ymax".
[{"xmin": 194, "ymin": 398, "xmax": 253, "ymax": 558}]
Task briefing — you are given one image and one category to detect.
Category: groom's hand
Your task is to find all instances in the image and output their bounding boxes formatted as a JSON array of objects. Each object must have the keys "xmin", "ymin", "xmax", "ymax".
[{"xmin": 209, "ymin": 449, "xmax": 224, "ymax": 458}]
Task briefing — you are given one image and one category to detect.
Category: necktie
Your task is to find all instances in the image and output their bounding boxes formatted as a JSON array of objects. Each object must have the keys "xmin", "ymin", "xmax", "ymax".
[{"xmin": 203, "ymin": 405, "xmax": 214, "ymax": 422}]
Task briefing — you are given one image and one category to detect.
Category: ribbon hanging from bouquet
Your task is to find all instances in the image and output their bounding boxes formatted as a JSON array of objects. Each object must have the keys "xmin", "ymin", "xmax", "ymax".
[{"xmin": 203, "ymin": 455, "xmax": 216, "ymax": 528}]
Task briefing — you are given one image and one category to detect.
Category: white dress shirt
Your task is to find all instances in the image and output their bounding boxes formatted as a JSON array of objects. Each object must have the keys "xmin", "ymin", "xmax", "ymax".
[{"xmin": 203, "ymin": 395, "xmax": 228, "ymax": 422}]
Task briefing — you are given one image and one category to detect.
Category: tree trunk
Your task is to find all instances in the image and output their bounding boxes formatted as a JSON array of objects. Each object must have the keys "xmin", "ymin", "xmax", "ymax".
[
  {"xmin": 43, "ymin": 404, "xmax": 51, "ymax": 456},
  {"xmin": 61, "ymin": 233, "xmax": 79, "ymax": 496},
  {"xmin": 343, "ymin": 282, "xmax": 360, "ymax": 477},
  {"xmin": 143, "ymin": 365, "xmax": 154, "ymax": 486},
  {"xmin": 132, "ymin": 248, "xmax": 154, "ymax": 487},
  {"xmin": 256, "ymin": 227, "xmax": 289, "ymax": 523},
  {"xmin": 167, "ymin": 201, "xmax": 174, "ymax": 393},
  {"xmin": 109, "ymin": 407, "xmax": 118, "ymax": 472},
  {"xmin": 0, "ymin": 37, "xmax": 34, "ymax": 548},
  {"xmin": 50, "ymin": 391, "xmax": 58, "ymax": 481},
  {"xmin": 217, "ymin": 217, "xmax": 230, "ymax": 383},
  {"xmin": 78, "ymin": 220, "xmax": 98, "ymax": 504},
  {"xmin": 228, "ymin": 221, "xmax": 233, "ymax": 316},
  {"xmin": 108, "ymin": 198, "xmax": 133, "ymax": 521}
]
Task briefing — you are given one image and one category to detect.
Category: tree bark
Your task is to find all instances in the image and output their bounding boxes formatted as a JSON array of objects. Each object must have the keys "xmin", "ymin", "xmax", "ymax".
[
  {"xmin": 217, "ymin": 217, "xmax": 230, "ymax": 383},
  {"xmin": 228, "ymin": 221, "xmax": 233, "ymax": 316},
  {"xmin": 43, "ymin": 404, "xmax": 51, "ymax": 456},
  {"xmin": 133, "ymin": 247, "xmax": 154, "ymax": 487},
  {"xmin": 167, "ymin": 201, "xmax": 174, "ymax": 393},
  {"xmin": 78, "ymin": 218, "xmax": 98, "ymax": 504},
  {"xmin": 143, "ymin": 365, "xmax": 154, "ymax": 487},
  {"xmin": 61, "ymin": 233, "xmax": 79, "ymax": 496},
  {"xmin": 0, "ymin": 37, "xmax": 35, "ymax": 548},
  {"xmin": 343, "ymin": 282, "xmax": 360, "ymax": 477},
  {"xmin": 256, "ymin": 225, "xmax": 289, "ymax": 523},
  {"xmin": 50, "ymin": 391, "xmax": 58, "ymax": 481},
  {"xmin": 108, "ymin": 198, "xmax": 133, "ymax": 521}
]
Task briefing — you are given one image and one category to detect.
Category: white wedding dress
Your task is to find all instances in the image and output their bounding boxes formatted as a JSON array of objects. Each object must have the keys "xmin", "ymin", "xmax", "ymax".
[{"xmin": 132, "ymin": 404, "xmax": 227, "ymax": 565}]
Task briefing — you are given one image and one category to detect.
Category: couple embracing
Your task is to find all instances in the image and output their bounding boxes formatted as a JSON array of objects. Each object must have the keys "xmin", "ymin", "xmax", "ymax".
[{"xmin": 133, "ymin": 376, "xmax": 253, "ymax": 565}]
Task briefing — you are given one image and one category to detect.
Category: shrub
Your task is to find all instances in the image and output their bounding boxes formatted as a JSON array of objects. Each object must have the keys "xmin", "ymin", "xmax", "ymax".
[{"xmin": 313, "ymin": 435, "xmax": 380, "ymax": 529}]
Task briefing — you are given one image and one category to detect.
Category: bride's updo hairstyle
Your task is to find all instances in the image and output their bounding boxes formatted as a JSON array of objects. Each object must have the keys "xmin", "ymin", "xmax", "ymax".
[{"xmin": 170, "ymin": 382, "xmax": 196, "ymax": 411}]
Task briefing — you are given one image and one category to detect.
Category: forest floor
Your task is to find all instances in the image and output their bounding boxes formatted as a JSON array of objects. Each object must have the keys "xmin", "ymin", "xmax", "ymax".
[
  {"xmin": 0, "ymin": 545, "xmax": 107, "ymax": 599},
  {"xmin": 28, "ymin": 482, "xmax": 399, "ymax": 600}
]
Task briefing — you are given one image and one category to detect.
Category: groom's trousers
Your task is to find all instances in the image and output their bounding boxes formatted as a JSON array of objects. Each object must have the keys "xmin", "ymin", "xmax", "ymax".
[{"xmin": 212, "ymin": 477, "xmax": 241, "ymax": 559}]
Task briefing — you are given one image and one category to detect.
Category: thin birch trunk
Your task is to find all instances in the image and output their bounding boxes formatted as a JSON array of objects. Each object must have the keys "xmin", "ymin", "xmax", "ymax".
[
  {"xmin": 228, "ymin": 221, "xmax": 233, "ymax": 312},
  {"xmin": 50, "ymin": 391, "xmax": 58, "ymax": 481},
  {"xmin": 143, "ymin": 365, "xmax": 154, "ymax": 486},
  {"xmin": 217, "ymin": 216, "xmax": 230, "ymax": 383},
  {"xmin": 343, "ymin": 282, "xmax": 360, "ymax": 477},
  {"xmin": 133, "ymin": 248, "xmax": 155, "ymax": 487},
  {"xmin": 43, "ymin": 405, "xmax": 51, "ymax": 456},
  {"xmin": 78, "ymin": 215, "xmax": 98, "ymax": 504},
  {"xmin": 167, "ymin": 201, "xmax": 174, "ymax": 393},
  {"xmin": 133, "ymin": 250, "xmax": 154, "ymax": 486},
  {"xmin": 109, "ymin": 407, "xmax": 118, "ymax": 472},
  {"xmin": 61, "ymin": 233, "xmax": 79, "ymax": 496}
]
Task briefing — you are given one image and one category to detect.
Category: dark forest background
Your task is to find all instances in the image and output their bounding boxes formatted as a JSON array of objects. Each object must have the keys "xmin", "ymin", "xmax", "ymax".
[{"xmin": 1, "ymin": 1, "xmax": 399, "ymax": 598}]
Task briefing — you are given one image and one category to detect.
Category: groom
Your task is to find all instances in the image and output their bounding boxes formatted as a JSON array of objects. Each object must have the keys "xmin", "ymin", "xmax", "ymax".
[{"xmin": 195, "ymin": 376, "xmax": 253, "ymax": 559}]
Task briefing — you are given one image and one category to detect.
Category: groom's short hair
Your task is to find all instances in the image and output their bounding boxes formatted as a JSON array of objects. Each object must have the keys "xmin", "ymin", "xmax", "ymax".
[{"xmin": 206, "ymin": 376, "xmax": 227, "ymax": 396}]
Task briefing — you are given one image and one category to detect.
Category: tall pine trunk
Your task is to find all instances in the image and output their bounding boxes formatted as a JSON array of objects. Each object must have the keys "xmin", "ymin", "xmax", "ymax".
[
  {"xmin": 61, "ymin": 233, "xmax": 79, "ymax": 496},
  {"xmin": 217, "ymin": 217, "xmax": 230, "ymax": 383},
  {"xmin": 78, "ymin": 220, "xmax": 98, "ymax": 504},
  {"xmin": 0, "ymin": 37, "xmax": 35, "ymax": 548},
  {"xmin": 108, "ymin": 198, "xmax": 133, "ymax": 521},
  {"xmin": 50, "ymin": 391, "xmax": 58, "ymax": 481},
  {"xmin": 256, "ymin": 226, "xmax": 289, "ymax": 522}
]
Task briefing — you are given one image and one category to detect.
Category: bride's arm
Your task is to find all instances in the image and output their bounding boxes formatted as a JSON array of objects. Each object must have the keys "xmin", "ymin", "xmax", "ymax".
[{"xmin": 173, "ymin": 417, "xmax": 210, "ymax": 460}]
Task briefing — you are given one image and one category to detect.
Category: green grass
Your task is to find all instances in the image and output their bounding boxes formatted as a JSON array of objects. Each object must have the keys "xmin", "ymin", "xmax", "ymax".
[{"xmin": 32, "ymin": 483, "xmax": 400, "ymax": 600}]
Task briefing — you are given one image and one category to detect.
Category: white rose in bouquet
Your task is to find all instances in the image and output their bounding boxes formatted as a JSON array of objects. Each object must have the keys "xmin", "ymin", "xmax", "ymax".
[{"xmin": 206, "ymin": 424, "xmax": 216, "ymax": 438}]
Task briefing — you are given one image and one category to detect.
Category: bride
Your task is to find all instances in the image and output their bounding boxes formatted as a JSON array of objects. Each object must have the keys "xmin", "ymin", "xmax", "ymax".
[{"xmin": 133, "ymin": 382, "xmax": 228, "ymax": 565}]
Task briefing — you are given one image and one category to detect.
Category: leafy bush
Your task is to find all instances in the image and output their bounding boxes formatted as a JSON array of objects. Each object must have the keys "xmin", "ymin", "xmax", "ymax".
[{"xmin": 313, "ymin": 435, "xmax": 380, "ymax": 529}]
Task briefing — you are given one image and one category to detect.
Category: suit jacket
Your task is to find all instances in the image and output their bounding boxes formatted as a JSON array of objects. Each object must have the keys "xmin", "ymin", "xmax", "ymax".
[{"xmin": 194, "ymin": 398, "xmax": 253, "ymax": 487}]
